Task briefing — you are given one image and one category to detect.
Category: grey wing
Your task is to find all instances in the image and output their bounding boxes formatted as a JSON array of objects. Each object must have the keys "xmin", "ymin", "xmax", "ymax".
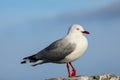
[{"xmin": 39, "ymin": 39, "xmax": 76, "ymax": 61}]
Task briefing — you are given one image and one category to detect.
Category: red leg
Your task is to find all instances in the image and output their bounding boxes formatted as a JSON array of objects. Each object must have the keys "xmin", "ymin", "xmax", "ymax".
[
  {"xmin": 69, "ymin": 62, "xmax": 76, "ymax": 77},
  {"xmin": 66, "ymin": 63, "xmax": 70, "ymax": 77}
]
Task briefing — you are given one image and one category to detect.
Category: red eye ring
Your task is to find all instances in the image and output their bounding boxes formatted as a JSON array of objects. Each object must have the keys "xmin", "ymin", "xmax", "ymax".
[{"xmin": 76, "ymin": 28, "xmax": 79, "ymax": 30}]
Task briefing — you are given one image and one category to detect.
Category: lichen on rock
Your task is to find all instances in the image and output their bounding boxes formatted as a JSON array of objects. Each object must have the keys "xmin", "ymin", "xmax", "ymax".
[{"xmin": 46, "ymin": 74, "xmax": 120, "ymax": 80}]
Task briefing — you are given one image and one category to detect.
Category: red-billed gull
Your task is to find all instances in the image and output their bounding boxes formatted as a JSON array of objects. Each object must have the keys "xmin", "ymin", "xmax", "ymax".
[{"xmin": 21, "ymin": 24, "xmax": 90, "ymax": 77}]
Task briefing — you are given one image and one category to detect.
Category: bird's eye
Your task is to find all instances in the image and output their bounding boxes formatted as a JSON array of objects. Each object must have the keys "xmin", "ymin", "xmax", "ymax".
[{"xmin": 76, "ymin": 28, "xmax": 80, "ymax": 30}]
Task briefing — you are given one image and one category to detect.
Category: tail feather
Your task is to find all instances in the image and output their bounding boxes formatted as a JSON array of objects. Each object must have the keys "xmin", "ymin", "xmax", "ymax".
[
  {"xmin": 21, "ymin": 55, "xmax": 48, "ymax": 66},
  {"xmin": 21, "ymin": 59, "xmax": 30, "ymax": 64},
  {"xmin": 31, "ymin": 60, "xmax": 44, "ymax": 66},
  {"xmin": 21, "ymin": 61, "xmax": 26, "ymax": 64},
  {"xmin": 21, "ymin": 55, "xmax": 38, "ymax": 64}
]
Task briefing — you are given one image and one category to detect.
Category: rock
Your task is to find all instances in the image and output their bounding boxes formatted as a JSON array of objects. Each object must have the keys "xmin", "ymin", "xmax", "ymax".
[{"xmin": 46, "ymin": 74, "xmax": 120, "ymax": 80}]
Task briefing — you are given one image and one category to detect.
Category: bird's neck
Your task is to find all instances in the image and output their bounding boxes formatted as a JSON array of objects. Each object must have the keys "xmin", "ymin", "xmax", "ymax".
[{"xmin": 67, "ymin": 32, "xmax": 83, "ymax": 38}]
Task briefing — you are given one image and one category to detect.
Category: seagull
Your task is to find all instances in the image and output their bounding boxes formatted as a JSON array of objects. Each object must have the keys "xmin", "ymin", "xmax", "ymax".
[{"xmin": 21, "ymin": 24, "xmax": 90, "ymax": 77}]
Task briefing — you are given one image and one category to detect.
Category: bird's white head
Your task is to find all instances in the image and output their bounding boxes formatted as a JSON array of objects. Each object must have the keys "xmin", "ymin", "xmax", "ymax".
[{"xmin": 68, "ymin": 24, "xmax": 90, "ymax": 36}]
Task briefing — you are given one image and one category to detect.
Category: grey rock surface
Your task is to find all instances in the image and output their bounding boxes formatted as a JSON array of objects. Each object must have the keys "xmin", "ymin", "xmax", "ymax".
[{"xmin": 46, "ymin": 74, "xmax": 120, "ymax": 80}]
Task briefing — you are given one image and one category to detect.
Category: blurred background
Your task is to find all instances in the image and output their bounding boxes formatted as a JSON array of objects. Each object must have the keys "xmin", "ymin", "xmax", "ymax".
[{"xmin": 0, "ymin": 0, "xmax": 120, "ymax": 80}]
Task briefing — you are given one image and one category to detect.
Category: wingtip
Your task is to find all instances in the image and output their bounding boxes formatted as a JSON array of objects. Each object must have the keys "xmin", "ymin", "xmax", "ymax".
[{"xmin": 21, "ymin": 61, "xmax": 26, "ymax": 64}]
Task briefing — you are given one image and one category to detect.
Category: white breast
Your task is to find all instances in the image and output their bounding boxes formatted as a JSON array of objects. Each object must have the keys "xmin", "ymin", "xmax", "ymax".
[{"xmin": 59, "ymin": 36, "xmax": 88, "ymax": 63}]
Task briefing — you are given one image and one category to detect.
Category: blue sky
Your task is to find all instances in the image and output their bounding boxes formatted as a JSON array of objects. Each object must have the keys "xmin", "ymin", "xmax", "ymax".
[{"xmin": 0, "ymin": 0, "xmax": 120, "ymax": 80}]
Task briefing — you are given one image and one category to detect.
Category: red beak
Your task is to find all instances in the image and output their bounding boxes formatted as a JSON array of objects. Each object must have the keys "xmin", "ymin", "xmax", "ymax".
[{"xmin": 82, "ymin": 31, "xmax": 90, "ymax": 34}]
